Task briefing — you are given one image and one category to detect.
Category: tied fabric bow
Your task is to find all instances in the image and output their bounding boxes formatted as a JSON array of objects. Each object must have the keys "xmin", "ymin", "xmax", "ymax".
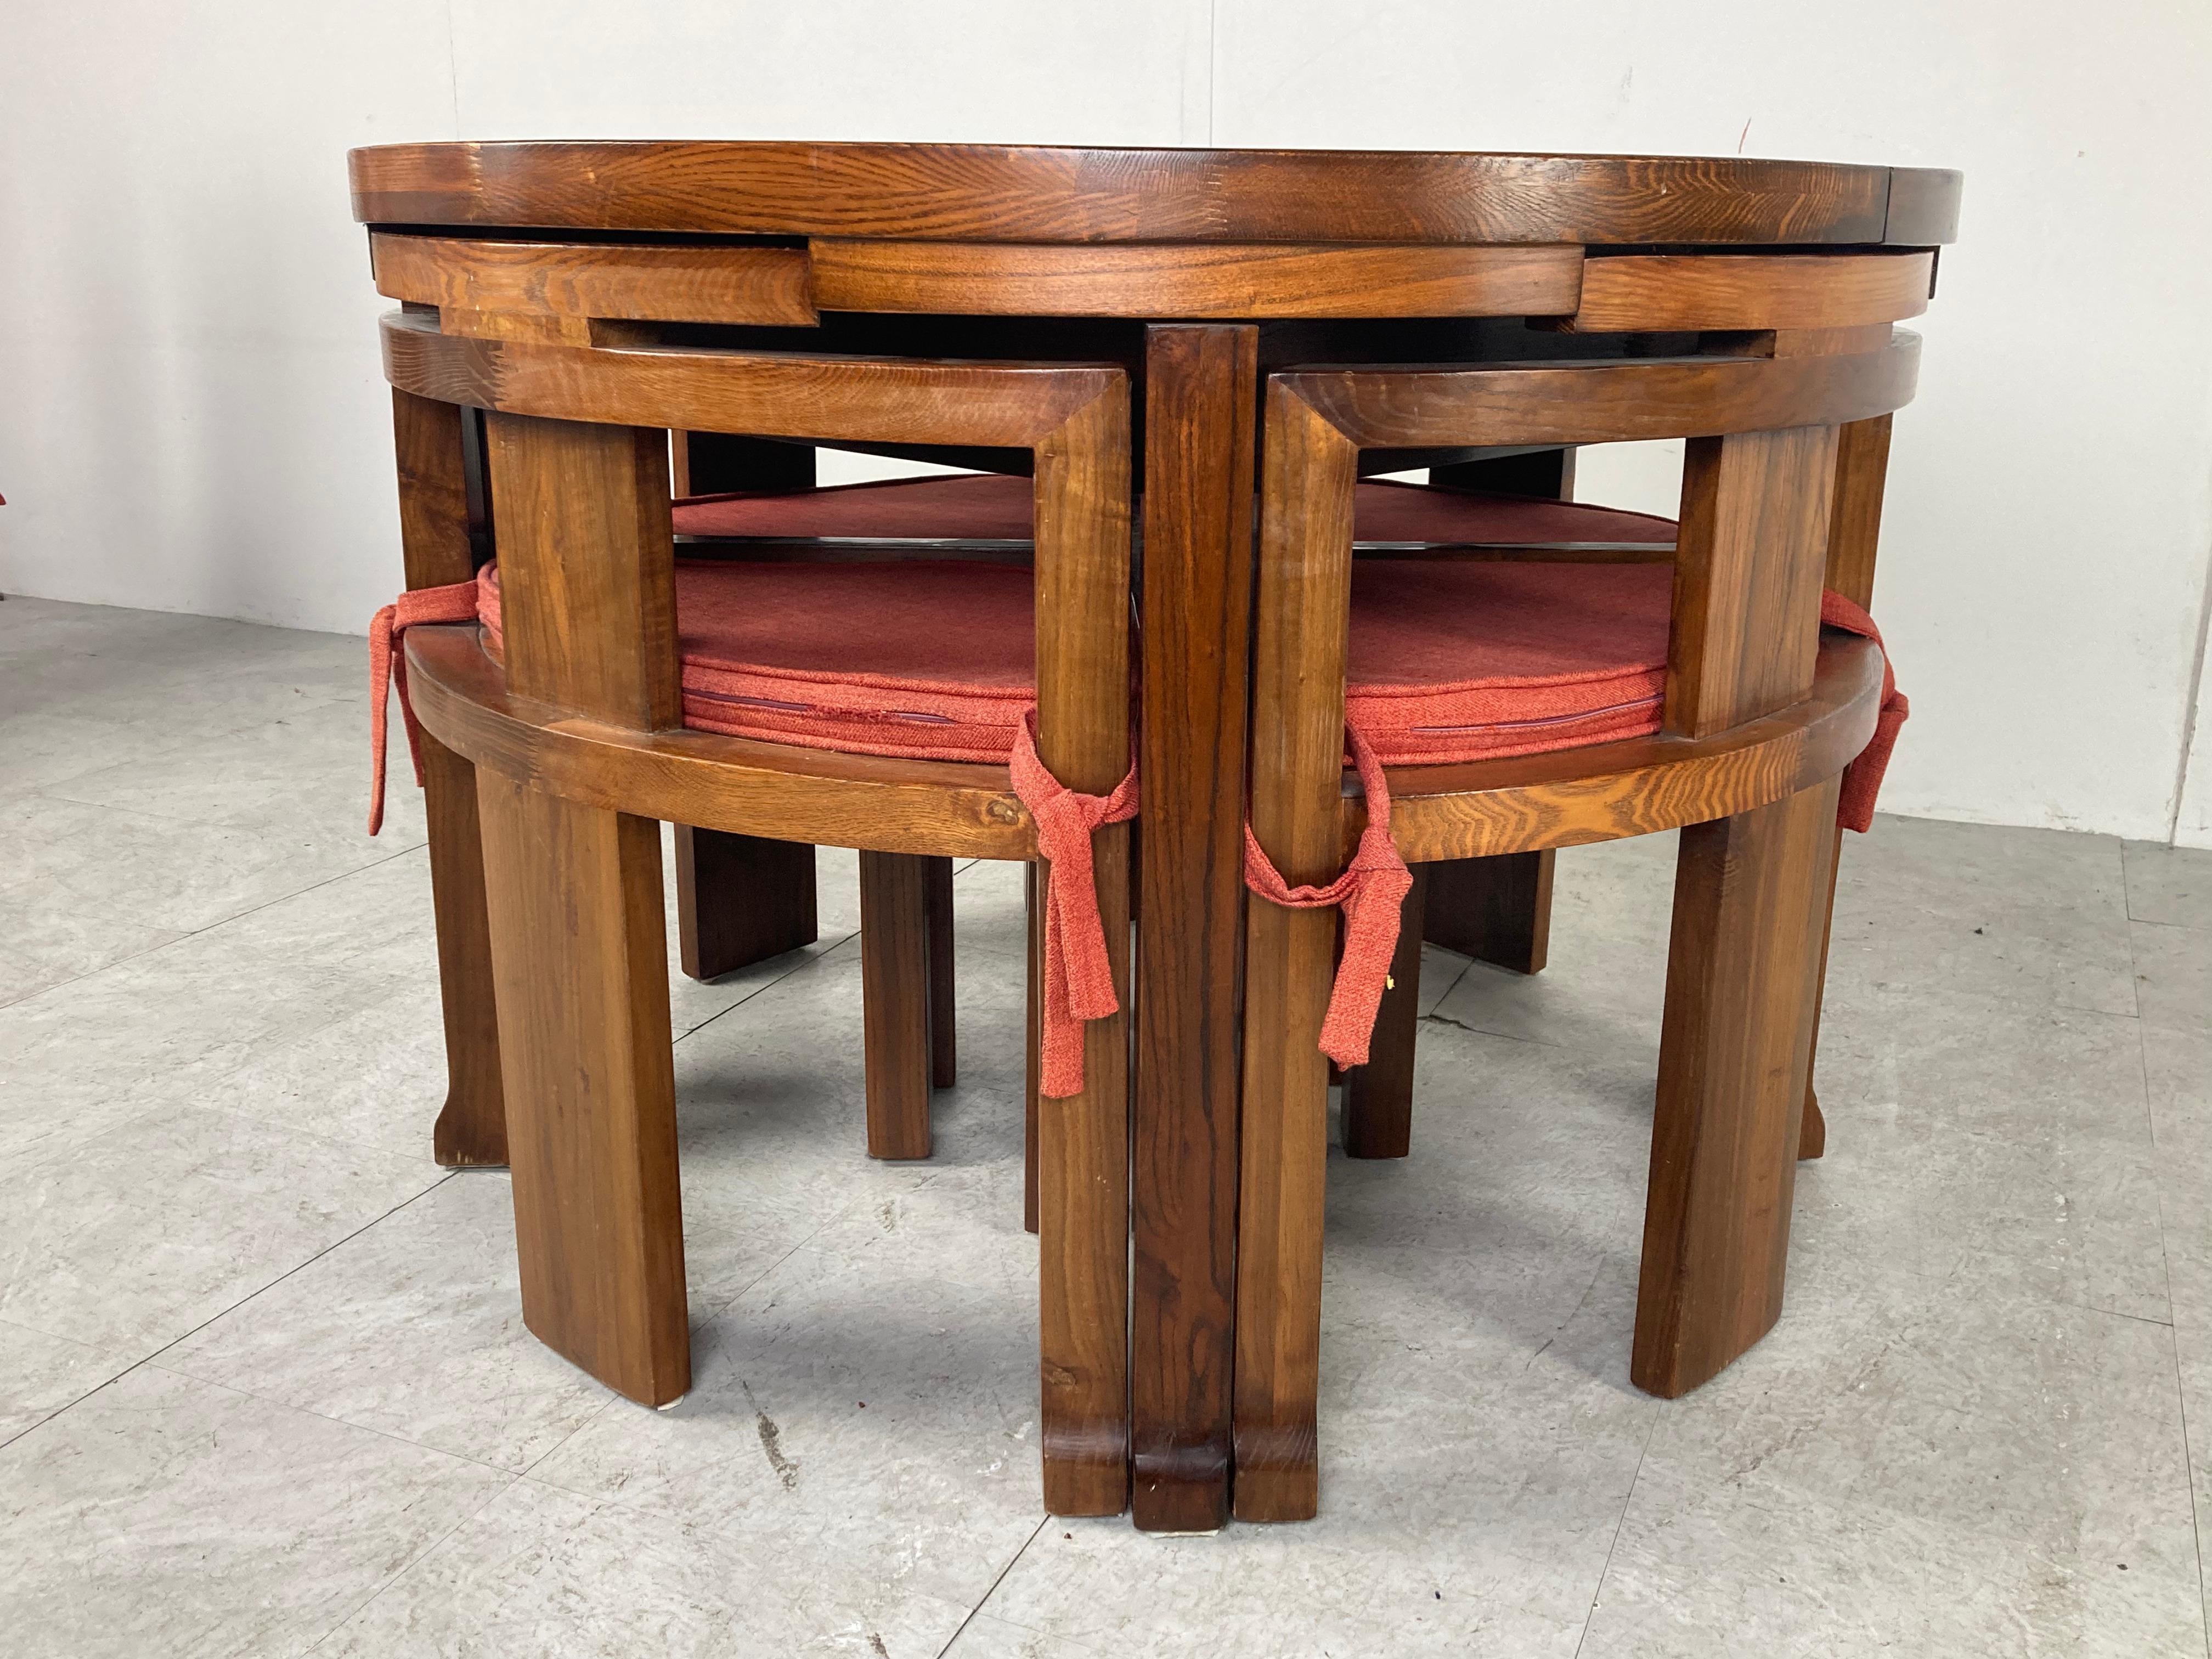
[
  {"xmin": 367, "ymin": 578, "xmax": 482, "ymax": 834},
  {"xmin": 1242, "ymin": 725, "xmax": 1415, "ymax": 1069},
  {"xmin": 1008, "ymin": 713, "xmax": 1139, "ymax": 1098},
  {"xmin": 1820, "ymin": 590, "xmax": 1908, "ymax": 834}
]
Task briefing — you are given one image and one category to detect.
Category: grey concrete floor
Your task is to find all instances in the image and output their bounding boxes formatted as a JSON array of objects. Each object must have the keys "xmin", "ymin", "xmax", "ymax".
[{"xmin": 2, "ymin": 590, "xmax": 2210, "ymax": 1657}]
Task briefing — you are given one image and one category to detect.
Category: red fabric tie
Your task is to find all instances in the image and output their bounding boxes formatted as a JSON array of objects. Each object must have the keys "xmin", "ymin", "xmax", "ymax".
[
  {"xmin": 1819, "ymin": 590, "xmax": 1909, "ymax": 834},
  {"xmin": 1008, "ymin": 714, "xmax": 1139, "ymax": 1099},
  {"xmin": 368, "ymin": 578, "xmax": 482, "ymax": 834},
  {"xmin": 1242, "ymin": 726, "xmax": 1415, "ymax": 1070}
]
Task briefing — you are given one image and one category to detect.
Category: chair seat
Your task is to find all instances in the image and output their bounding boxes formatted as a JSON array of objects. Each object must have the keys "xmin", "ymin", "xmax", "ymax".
[{"xmin": 487, "ymin": 476, "xmax": 1681, "ymax": 769}]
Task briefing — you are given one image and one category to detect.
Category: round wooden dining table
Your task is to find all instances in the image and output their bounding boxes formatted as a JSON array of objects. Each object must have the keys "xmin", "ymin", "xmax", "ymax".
[{"xmin": 350, "ymin": 140, "xmax": 1960, "ymax": 1532}]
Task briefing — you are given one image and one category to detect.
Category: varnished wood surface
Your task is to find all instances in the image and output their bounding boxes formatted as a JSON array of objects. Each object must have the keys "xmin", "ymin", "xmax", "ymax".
[
  {"xmin": 1132, "ymin": 324, "xmax": 1257, "ymax": 1532},
  {"xmin": 393, "ymin": 388, "xmax": 507, "ymax": 1169},
  {"xmin": 351, "ymin": 142, "xmax": 1959, "ymax": 249},
  {"xmin": 927, "ymin": 855, "xmax": 958, "ymax": 1091},
  {"xmin": 860, "ymin": 851, "xmax": 935, "ymax": 1161},
  {"xmin": 482, "ymin": 414, "xmax": 679, "ymax": 730},
  {"xmin": 1026, "ymin": 381, "xmax": 1135, "ymax": 1518},
  {"xmin": 1281, "ymin": 332, "xmax": 1918, "ymax": 450},
  {"xmin": 1566, "ymin": 252, "xmax": 1932, "ymax": 333},
  {"xmin": 674, "ymin": 827, "xmax": 816, "ymax": 981},
  {"xmin": 1341, "ymin": 862, "xmax": 1430, "ymax": 1161},
  {"xmin": 1353, "ymin": 632, "xmax": 1883, "ymax": 863},
  {"xmin": 1234, "ymin": 381, "xmax": 1361, "ymax": 1522},
  {"xmin": 1800, "ymin": 412, "xmax": 1898, "ymax": 1161},
  {"xmin": 1634, "ymin": 775, "xmax": 1839, "ymax": 1396},
  {"xmin": 477, "ymin": 410, "xmax": 690, "ymax": 1408},
  {"xmin": 374, "ymin": 233, "xmax": 817, "ymax": 326},
  {"xmin": 1665, "ymin": 426, "xmax": 1838, "ymax": 739},
  {"xmin": 383, "ymin": 311, "xmax": 1121, "ymax": 451},
  {"xmin": 406, "ymin": 626, "xmax": 1034, "ymax": 859},
  {"xmin": 1423, "ymin": 850, "xmax": 1554, "ymax": 975},
  {"xmin": 810, "ymin": 240, "xmax": 1583, "ymax": 319}
]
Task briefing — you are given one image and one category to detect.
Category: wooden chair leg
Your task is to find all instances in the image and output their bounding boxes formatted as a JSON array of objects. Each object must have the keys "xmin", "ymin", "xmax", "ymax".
[
  {"xmin": 1037, "ymin": 829, "xmax": 1133, "ymax": 1515},
  {"xmin": 860, "ymin": 850, "xmax": 934, "ymax": 1160},
  {"xmin": 674, "ymin": 828, "xmax": 816, "ymax": 981},
  {"xmin": 392, "ymin": 387, "xmax": 507, "ymax": 1168},
  {"xmin": 1030, "ymin": 374, "xmax": 1134, "ymax": 1517},
  {"xmin": 1023, "ymin": 861, "xmax": 1042, "ymax": 1235},
  {"xmin": 1798, "ymin": 827, "xmax": 1844, "ymax": 1161},
  {"xmin": 1631, "ymin": 776, "xmax": 1838, "ymax": 1398},
  {"xmin": 1423, "ymin": 849, "xmax": 1553, "ymax": 974},
  {"xmin": 477, "ymin": 770, "xmax": 690, "ymax": 1406},
  {"xmin": 1340, "ymin": 862, "xmax": 1429, "ymax": 1160},
  {"xmin": 424, "ymin": 733, "xmax": 508, "ymax": 1167},
  {"xmin": 1233, "ymin": 376, "xmax": 1359, "ymax": 1524},
  {"xmin": 927, "ymin": 855, "xmax": 957, "ymax": 1090}
]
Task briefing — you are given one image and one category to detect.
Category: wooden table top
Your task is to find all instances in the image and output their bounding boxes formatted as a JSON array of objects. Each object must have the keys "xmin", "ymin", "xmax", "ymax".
[{"xmin": 349, "ymin": 141, "xmax": 1960, "ymax": 248}]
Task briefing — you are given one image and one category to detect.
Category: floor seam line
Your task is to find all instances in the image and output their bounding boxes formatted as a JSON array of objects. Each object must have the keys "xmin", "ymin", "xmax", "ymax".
[
  {"xmin": 934, "ymin": 1514, "xmax": 1052, "ymax": 1658},
  {"xmin": 1572, "ymin": 1408, "xmax": 1660, "ymax": 1658}
]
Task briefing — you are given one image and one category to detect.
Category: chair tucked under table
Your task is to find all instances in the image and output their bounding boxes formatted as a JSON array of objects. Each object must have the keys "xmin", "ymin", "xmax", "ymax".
[{"xmin": 351, "ymin": 140, "xmax": 1956, "ymax": 1528}]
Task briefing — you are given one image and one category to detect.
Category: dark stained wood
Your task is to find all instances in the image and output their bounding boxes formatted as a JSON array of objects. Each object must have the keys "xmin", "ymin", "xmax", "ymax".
[
  {"xmin": 1423, "ymin": 850, "xmax": 1554, "ymax": 974},
  {"xmin": 1133, "ymin": 324, "xmax": 1257, "ymax": 1533},
  {"xmin": 351, "ymin": 142, "xmax": 1959, "ymax": 249},
  {"xmin": 393, "ymin": 388, "xmax": 507, "ymax": 1169},
  {"xmin": 373, "ymin": 233, "xmax": 817, "ymax": 326},
  {"xmin": 1565, "ymin": 252, "xmax": 1932, "ymax": 333},
  {"xmin": 475, "ymin": 413, "xmax": 689, "ymax": 1408},
  {"xmin": 672, "ymin": 430, "xmax": 815, "ymax": 496},
  {"xmin": 673, "ymin": 827, "xmax": 816, "ymax": 981},
  {"xmin": 1633, "ymin": 775, "xmax": 1839, "ymax": 1396},
  {"xmin": 1430, "ymin": 445, "xmax": 1575, "ymax": 500},
  {"xmin": 384, "ymin": 311, "xmax": 1118, "ymax": 449},
  {"xmin": 1234, "ymin": 379, "xmax": 1359, "ymax": 1522},
  {"xmin": 1282, "ymin": 334, "xmax": 1918, "ymax": 451},
  {"xmin": 1341, "ymin": 862, "xmax": 1430, "ymax": 1162},
  {"xmin": 927, "ymin": 854, "xmax": 957, "ymax": 1090},
  {"xmin": 406, "ymin": 625, "xmax": 1034, "ymax": 859},
  {"xmin": 1801, "ymin": 413, "xmax": 1897, "ymax": 1162},
  {"xmin": 1351, "ymin": 631, "xmax": 1883, "ymax": 862},
  {"xmin": 1665, "ymin": 426, "xmax": 1839, "ymax": 739},
  {"xmin": 860, "ymin": 850, "xmax": 934, "ymax": 1161},
  {"xmin": 1023, "ymin": 860, "xmax": 1042, "ymax": 1237},
  {"xmin": 810, "ymin": 240, "xmax": 1584, "ymax": 319},
  {"xmin": 1031, "ymin": 382, "xmax": 1135, "ymax": 1518}
]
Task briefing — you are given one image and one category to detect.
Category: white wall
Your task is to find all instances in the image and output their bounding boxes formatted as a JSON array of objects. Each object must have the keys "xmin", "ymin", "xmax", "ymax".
[{"xmin": 4, "ymin": 2, "xmax": 2209, "ymax": 844}]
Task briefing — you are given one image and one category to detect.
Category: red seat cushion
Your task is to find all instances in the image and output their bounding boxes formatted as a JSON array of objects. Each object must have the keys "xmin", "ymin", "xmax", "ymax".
[{"xmin": 524, "ymin": 475, "xmax": 1680, "ymax": 767}]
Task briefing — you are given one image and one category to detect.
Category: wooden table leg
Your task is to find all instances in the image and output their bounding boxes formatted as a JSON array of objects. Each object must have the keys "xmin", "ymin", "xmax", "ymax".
[
  {"xmin": 1341, "ymin": 861, "xmax": 1430, "ymax": 1161},
  {"xmin": 391, "ymin": 389, "xmax": 506, "ymax": 1168},
  {"xmin": 1133, "ymin": 324, "xmax": 1257, "ymax": 1532},
  {"xmin": 860, "ymin": 850, "xmax": 934, "ymax": 1160},
  {"xmin": 477, "ymin": 409, "xmax": 690, "ymax": 1407}
]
